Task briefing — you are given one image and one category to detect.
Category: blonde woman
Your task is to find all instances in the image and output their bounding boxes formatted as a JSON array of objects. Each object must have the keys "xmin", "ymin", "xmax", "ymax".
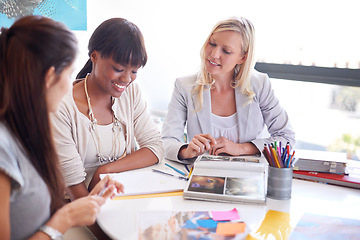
[{"xmin": 162, "ymin": 17, "xmax": 295, "ymax": 163}]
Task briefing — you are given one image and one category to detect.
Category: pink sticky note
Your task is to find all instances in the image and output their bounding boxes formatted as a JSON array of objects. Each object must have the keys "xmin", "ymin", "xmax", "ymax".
[{"xmin": 211, "ymin": 208, "xmax": 240, "ymax": 221}]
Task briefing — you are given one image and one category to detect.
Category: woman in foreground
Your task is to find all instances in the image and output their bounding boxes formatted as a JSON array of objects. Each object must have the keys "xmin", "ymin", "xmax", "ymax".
[{"xmin": 0, "ymin": 16, "xmax": 123, "ymax": 239}]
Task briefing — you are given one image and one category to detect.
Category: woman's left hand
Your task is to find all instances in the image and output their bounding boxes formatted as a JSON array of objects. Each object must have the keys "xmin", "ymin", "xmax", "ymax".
[
  {"xmin": 210, "ymin": 138, "xmax": 260, "ymax": 156},
  {"xmin": 210, "ymin": 137, "xmax": 241, "ymax": 156}
]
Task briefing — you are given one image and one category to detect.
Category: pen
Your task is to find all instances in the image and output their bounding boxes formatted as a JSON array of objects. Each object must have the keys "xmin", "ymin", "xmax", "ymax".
[
  {"xmin": 98, "ymin": 183, "xmax": 107, "ymax": 197},
  {"xmin": 165, "ymin": 163, "xmax": 186, "ymax": 176},
  {"xmin": 152, "ymin": 169, "xmax": 188, "ymax": 181},
  {"xmin": 184, "ymin": 164, "xmax": 190, "ymax": 173}
]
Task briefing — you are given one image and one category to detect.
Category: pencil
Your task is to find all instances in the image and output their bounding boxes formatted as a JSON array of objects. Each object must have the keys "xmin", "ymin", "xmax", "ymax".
[
  {"xmin": 289, "ymin": 150, "xmax": 295, "ymax": 167},
  {"xmin": 188, "ymin": 166, "xmax": 194, "ymax": 180},
  {"xmin": 270, "ymin": 146, "xmax": 281, "ymax": 168},
  {"xmin": 263, "ymin": 144, "xmax": 274, "ymax": 167},
  {"xmin": 165, "ymin": 163, "xmax": 186, "ymax": 176},
  {"xmin": 152, "ymin": 169, "xmax": 188, "ymax": 181}
]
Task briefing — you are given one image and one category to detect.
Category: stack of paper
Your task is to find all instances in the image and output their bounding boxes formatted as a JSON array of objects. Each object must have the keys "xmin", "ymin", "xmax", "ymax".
[{"xmin": 293, "ymin": 149, "xmax": 347, "ymax": 174}]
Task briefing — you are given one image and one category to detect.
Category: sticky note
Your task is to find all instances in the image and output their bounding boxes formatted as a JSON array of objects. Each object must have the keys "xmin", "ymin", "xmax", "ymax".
[
  {"xmin": 216, "ymin": 222, "xmax": 246, "ymax": 235},
  {"xmin": 211, "ymin": 208, "xmax": 240, "ymax": 221},
  {"xmin": 197, "ymin": 219, "xmax": 218, "ymax": 229}
]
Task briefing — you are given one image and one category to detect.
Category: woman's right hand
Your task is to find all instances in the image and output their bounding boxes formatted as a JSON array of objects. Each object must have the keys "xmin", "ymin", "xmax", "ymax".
[
  {"xmin": 46, "ymin": 175, "xmax": 124, "ymax": 234},
  {"xmin": 63, "ymin": 195, "xmax": 105, "ymax": 227},
  {"xmin": 45, "ymin": 195, "xmax": 105, "ymax": 235},
  {"xmin": 178, "ymin": 134, "xmax": 217, "ymax": 160}
]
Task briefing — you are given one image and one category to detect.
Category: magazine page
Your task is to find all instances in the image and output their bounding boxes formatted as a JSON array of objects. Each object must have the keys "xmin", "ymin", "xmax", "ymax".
[
  {"xmin": 183, "ymin": 169, "xmax": 266, "ymax": 204},
  {"xmin": 137, "ymin": 209, "xmax": 250, "ymax": 240},
  {"xmin": 194, "ymin": 155, "xmax": 267, "ymax": 172},
  {"xmin": 289, "ymin": 213, "xmax": 360, "ymax": 239}
]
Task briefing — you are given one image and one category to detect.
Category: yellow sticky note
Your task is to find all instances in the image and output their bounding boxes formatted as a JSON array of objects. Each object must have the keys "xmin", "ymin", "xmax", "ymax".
[{"xmin": 216, "ymin": 222, "xmax": 246, "ymax": 236}]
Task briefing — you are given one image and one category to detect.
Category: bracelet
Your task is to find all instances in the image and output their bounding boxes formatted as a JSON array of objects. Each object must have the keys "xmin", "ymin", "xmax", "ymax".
[{"xmin": 39, "ymin": 225, "xmax": 63, "ymax": 240}]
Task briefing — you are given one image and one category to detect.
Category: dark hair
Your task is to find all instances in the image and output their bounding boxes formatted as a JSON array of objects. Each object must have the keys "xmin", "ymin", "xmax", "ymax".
[
  {"xmin": 0, "ymin": 15, "xmax": 77, "ymax": 213},
  {"xmin": 77, "ymin": 18, "xmax": 147, "ymax": 79}
]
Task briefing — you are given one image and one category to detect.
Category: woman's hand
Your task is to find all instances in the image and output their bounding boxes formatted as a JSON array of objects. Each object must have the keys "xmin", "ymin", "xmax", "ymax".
[
  {"xmin": 178, "ymin": 134, "xmax": 217, "ymax": 160},
  {"xmin": 65, "ymin": 196, "xmax": 105, "ymax": 227},
  {"xmin": 210, "ymin": 138, "xmax": 260, "ymax": 156},
  {"xmin": 46, "ymin": 195, "xmax": 105, "ymax": 234},
  {"xmin": 89, "ymin": 175, "xmax": 124, "ymax": 199},
  {"xmin": 210, "ymin": 137, "xmax": 239, "ymax": 156},
  {"xmin": 44, "ymin": 175, "xmax": 124, "ymax": 237}
]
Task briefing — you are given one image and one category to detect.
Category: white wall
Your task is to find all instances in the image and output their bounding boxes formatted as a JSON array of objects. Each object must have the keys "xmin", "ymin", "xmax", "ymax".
[
  {"xmin": 73, "ymin": 0, "xmax": 266, "ymax": 111},
  {"xmin": 73, "ymin": 0, "xmax": 360, "ymax": 112}
]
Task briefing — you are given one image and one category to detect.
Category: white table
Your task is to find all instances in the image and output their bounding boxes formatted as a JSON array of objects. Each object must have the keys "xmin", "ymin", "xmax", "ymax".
[{"xmin": 97, "ymin": 163, "xmax": 360, "ymax": 240}]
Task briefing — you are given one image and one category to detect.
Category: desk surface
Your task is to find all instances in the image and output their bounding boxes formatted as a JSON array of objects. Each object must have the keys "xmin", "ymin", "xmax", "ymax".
[{"xmin": 97, "ymin": 162, "xmax": 360, "ymax": 240}]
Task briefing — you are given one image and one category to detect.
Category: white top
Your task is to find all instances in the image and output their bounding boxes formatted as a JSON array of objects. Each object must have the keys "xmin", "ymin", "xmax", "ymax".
[
  {"xmin": 211, "ymin": 112, "xmax": 239, "ymax": 143},
  {"xmin": 51, "ymin": 81, "xmax": 164, "ymax": 187},
  {"xmin": 83, "ymin": 116, "xmax": 126, "ymax": 186}
]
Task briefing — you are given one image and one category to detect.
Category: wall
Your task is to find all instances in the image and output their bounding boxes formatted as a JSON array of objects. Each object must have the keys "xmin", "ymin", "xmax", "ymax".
[
  {"xmin": 73, "ymin": 0, "xmax": 360, "ymax": 112},
  {"xmin": 73, "ymin": 0, "xmax": 265, "ymax": 111}
]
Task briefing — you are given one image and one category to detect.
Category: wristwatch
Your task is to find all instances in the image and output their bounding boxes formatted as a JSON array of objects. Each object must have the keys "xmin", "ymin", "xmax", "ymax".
[{"xmin": 39, "ymin": 225, "xmax": 64, "ymax": 240}]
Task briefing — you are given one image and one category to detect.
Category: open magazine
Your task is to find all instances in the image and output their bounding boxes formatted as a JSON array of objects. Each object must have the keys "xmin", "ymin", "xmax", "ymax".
[
  {"xmin": 183, "ymin": 155, "xmax": 268, "ymax": 204},
  {"xmin": 138, "ymin": 209, "xmax": 250, "ymax": 240}
]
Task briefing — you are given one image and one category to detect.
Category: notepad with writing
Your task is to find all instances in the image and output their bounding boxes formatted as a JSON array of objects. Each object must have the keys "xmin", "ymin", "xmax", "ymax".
[
  {"xmin": 100, "ymin": 168, "xmax": 187, "ymax": 198},
  {"xmin": 183, "ymin": 155, "xmax": 267, "ymax": 204}
]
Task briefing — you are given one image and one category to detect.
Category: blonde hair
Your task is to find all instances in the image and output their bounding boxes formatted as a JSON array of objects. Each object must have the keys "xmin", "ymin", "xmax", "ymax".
[{"xmin": 193, "ymin": 17, "xmax": 256, "ymax": 111}]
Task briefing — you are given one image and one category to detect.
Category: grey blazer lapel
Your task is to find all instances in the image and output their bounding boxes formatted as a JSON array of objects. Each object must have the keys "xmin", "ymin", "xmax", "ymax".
[
  {"xmin": 235, "ymin": 88, "xmax": 251, "ymax": 141},
  {"xmin": 193, "ymin": 88, "xmax": 213, "ymax": 135}
]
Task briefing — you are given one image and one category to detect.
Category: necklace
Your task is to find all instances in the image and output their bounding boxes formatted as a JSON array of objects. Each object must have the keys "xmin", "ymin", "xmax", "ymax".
[{"xmin": 84, "ymin": 74, "xmax": 122, "ymax": 165}]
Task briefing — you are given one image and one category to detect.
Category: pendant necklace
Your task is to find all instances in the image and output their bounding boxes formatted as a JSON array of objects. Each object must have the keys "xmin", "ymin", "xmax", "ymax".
[{"xmin": 84, "ymin": 73, "xmax": 122, "ymax": 165}]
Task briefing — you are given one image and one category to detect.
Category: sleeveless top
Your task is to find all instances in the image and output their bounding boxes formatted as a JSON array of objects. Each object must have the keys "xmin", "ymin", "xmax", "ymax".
[{"xmin": 211, "ymin": 112, "xmax": 239, "ymax": 143}]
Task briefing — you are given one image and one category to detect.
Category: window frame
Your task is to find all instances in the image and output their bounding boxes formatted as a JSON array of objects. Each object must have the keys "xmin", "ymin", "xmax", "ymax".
[{"xmin": 255, "ymin": 63, "xmax": 360, "ymax": 87}]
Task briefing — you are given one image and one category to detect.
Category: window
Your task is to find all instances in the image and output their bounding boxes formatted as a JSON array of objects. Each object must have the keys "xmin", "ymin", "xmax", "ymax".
[
  {"xmin": 76, "ymin": 0, "xmax": 360, "ymax": 160},
  {"xmin": 269, "ymin": 77, "xmax": 360, "ymax": 161}
]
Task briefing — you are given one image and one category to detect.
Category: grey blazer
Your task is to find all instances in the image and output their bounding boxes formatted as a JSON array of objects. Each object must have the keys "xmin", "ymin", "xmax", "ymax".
[{"xmin": 162, "ymin": 70, "xmax": 295, "ymax": 163}]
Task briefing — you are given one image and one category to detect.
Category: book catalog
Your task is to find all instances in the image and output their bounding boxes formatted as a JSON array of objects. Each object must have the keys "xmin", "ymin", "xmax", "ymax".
[{"xmin": 183, "ymin": 155, "xmax": 268, "ymax": 204}]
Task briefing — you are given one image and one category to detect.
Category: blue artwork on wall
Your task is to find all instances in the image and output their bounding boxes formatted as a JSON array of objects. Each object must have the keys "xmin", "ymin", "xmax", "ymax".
[{"xmin": 0, "ymin": 0, "xmax": 87, "ymax": 30}]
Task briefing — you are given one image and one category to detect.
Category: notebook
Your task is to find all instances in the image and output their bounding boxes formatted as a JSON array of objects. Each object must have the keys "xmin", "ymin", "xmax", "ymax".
[
  {"xmin": 293, "ymin": 149, "xmax": 347, "ymax": 174},
  {"xmin": 100, "ymin": 168, "xmax": 187, "ymax": 198}
]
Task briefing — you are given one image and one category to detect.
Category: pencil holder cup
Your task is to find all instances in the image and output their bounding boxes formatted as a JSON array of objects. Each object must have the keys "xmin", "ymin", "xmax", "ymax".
[{"xmin": 267, "ymin": 166, "xmax": 293, "ymax": 200}]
